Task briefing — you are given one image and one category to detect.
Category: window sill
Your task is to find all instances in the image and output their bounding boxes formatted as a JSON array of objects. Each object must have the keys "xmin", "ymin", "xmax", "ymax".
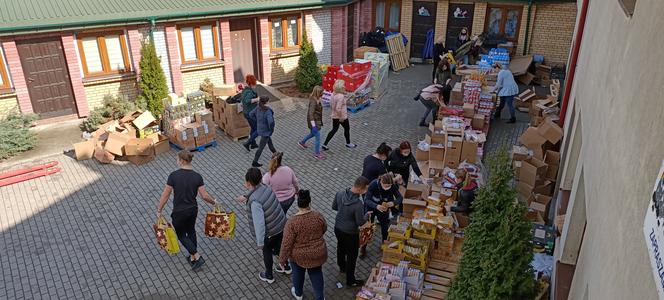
[
  {"xmin": 0, "ymin": 88, "xmax": 16, "ymax": 97},
  {"xmin": 180, "ymin": 60, "xmax": 225, "ymax": 72},
  {"xmin": 270, "ymin": 50, "xmax": 300, "ymax": 59},
  {"xmin": 83, "ymin": 72, "xmax": 137, "ymax": 86}
]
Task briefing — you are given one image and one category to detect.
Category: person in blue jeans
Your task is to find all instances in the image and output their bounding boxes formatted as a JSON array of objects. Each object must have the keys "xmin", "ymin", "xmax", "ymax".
[
  {"xmin": 279, "ymin": 190, "xmax": 327, "ymax": 300},
  {"xmin": 298, "ymin": 86, "xmax": 325, "ymax": 160},
  {"xmin": 493, "ymin": 62, "xmax": 520, "ymax": 123},
  {"xmin": 242, "ymin": 74, "xmax": 260, "ymax": 151}
]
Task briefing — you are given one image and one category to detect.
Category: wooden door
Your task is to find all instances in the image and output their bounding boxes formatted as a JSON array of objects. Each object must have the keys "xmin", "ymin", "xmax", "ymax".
[
  {"xmin": 446, "ymin": 3, "xmax": 475, "ymax": 50},
  {"xmin": 17, "ymin": 38, "xmax": 76, "ymax": 119},
  {"xmin": 231, "ymin": 29, "xmax": 255, "ymax": 83},
  {"xmin": 346, "ymin": 4, "xmax": 355, "ymax": 62},
  {"xmin": 410, "ymin": 1, "xmax": 437, "ymax": 60}
]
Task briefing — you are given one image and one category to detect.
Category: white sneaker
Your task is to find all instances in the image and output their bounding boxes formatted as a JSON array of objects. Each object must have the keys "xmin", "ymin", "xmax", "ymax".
[{"xmin": 291, "ymin": 287, "xmax": 303, "ymax": 300}]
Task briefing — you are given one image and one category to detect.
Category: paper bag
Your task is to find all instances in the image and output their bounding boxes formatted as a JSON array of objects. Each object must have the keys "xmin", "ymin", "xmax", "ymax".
[
  {"xmin": 204, "ymin": 205, "xmax": 236, "ymax": 240},
  {"xmin": 153, "ymin": 216, "xmax": 180, "ymax": 255},
  {"xmin": 359, "ymin": 221, "xmax": 376, "ymax": 246}
]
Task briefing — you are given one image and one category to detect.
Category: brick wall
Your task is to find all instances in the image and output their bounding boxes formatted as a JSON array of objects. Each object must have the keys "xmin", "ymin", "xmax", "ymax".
[
  {"xmin": 359, "ymin": 0, "xmax": 373, "ymax": 33},
  {"xmin": 305, "ymin": 10, "xmax": 332, "ymax": 65},
  {"xmin": 83, "ymin": 77, "xmax": 139, "ymax": 109},
  {"xmin": 515, "ymin": 5, "xmax": 534, "ymax": 56},
  {"xmin": 128, "ymin": 29, "xmax": 143, "ymax": 77},
  {"xmin": 528, "ymin": 3, "xmax": 577, "ymax": 64},
  {"xmin": 219, "ymin": 20, "xmax": 235, "ymax": 84},
  {"xmin": 0, "ymin": 93, "xmax": 18, "ymax": 118},
  {"xmin": 270, "ymin": 54, "xmax": 300, "ymax": 84},
  {"xmin": 147, "ymin": 26, "xmax": 175, "ymax": 92},
  {"xmin": 181, "ymin": 65, "xmax": 225, "ymax": 94},
  {"xmin": 435, "ymin": 1, "xmax": 450, "ymax": 45},
  {"xmin": 165, "ymin": 25, "xmax": 183, "ymax": 94},
  {"xmin": 62, "ymin": 34, "xmax": 90, "ymax": 117},
  {"xmin": 354, "ymin": 3, "xmax": 360, "ymax": 50},
  {"xmin": 401, "ymin": 0, "xmax": 414, "ymax": 58},
  {"xmin": 471, "ymin": 2, "xmax": 487, "ymax": 38},
  {"xmin": 2, "ymin": 41, "xmax": 31, "ymax": 113},
  {"xmin": 258, "ymin": 17, "xmax": 272, "ymax": 85},
  {"xmin": 330, "ymin": 7, "xmax": 345, "ymax": 65}
]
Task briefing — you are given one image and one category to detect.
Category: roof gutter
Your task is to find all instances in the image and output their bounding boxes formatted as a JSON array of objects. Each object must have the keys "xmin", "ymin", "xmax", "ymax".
[{"xmin": 0, "ymin": 0, "xmax": 349, "ymax": 36}]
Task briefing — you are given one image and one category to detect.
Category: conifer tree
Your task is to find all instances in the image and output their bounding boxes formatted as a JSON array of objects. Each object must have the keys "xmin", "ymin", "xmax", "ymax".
[
  {"xmin": 138, "ymin": 41, "xmax": 169, "ymax": 117},
  {"xmin": 294, "ymin": 31, "xmax": 322, "ymax": 92}
]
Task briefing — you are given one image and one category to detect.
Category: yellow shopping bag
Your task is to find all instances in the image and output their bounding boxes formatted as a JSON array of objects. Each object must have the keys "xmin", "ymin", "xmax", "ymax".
[
  {"xmin": 204, "ymin": 204, "xmax": 236, "ymax": 240},
  {"xmin": 153, "ymin": 216, "xmax": 180, "ymax": 255}
]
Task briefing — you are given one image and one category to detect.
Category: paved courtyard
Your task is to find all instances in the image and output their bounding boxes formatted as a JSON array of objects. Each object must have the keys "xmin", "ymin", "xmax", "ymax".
[{"xmin": 0, "ymin": 65, "xmax": 528, "ymax": 299}]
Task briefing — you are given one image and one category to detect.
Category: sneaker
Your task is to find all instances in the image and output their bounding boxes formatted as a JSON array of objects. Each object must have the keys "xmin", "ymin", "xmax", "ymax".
[
  {"xmin": 345, "ymin": 143, "xmax": 357, "ymax": 149},
  {"xmin": 243, "ymin": 143, "xmax": 251, "ymax": 152},
  {"xmin": 250, "ymin": 143, "xmax": 259, "ymax": 149},
  {"xmin": 291, "ymin": 287, "xmax": 303, "ymax": 300},
  {"xmin": 314, "ymin": 153, "xmax": 326, "ymax": 160},
  {"xmin": 186, "ymin": 256, "xmax": 194, "ymax": 266},
  {"xmin": 252, "ymin": 162, "xmax": 263, "ymax": 168},
  {"xmin": 298, "ymin": 141, "xmax": 308, "ymax": 149},
  {"xmin": 275, "ymin": 264, "xmax": 292, "ymax": 275},
  {"xmin": 322, "ymin": 145, "xmax": 330, "ymax": 151},
  {"xmin": 259, "ymin": 272, "xmax": 275, "ymax": 284},
  {"xmin": 191, "ymin": 257, "xmax": 206, "ymax": 271},
  {"xmin": 346, "ymin": 280, "xmax": 364, "ymax": 288}
]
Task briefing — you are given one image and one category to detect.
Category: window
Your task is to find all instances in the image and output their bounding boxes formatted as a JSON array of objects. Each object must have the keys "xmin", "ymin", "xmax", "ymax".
[
  {"xmin": 77, "ymin": 32, "xmax": 131, "ymax": 76},
  {"xmin": 270, "ymin": 15, "xmax": 301, "ymax": 51},
  {"xmin": 374, "ymin": 0, "xmax": 401, "ymax": 32},
  {"xmin": 485, "ymin": 5, "xmax": 523, "ymax": 42},
  {"xmin": 0, "ymin": 47, "xmax": 9, "ymax": 89},
  {"xmin": 177, "ymin": 23, "xmax": 220, "ymax": 64},
  {"xmin": 619, "ymin": 0, "xmax": 637, "ymax": 16}
]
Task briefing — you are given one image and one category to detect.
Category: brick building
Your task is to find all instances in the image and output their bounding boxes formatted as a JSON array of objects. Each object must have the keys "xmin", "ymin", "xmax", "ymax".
[
  {"xmin": 0, "ymin": 0, "xmax": 372, "ymax": 121},
  {"xmin": 394, "ymin": 1, "xmax": 576, "ymax": 64}
]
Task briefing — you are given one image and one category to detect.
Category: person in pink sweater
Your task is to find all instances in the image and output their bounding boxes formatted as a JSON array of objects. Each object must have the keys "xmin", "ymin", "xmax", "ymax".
[
  {"xmin": 322, "ymin": 80, "xmax": 356, "ymax": 150},
  {"xmin": 262, "ymin": 152, "xmax": 299, "ymax": 213}
]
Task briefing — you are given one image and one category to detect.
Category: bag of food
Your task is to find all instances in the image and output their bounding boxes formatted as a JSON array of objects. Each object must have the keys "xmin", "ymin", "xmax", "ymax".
[
  {"xmin": 204, "ymin": 204, "xmax": 236, "ymax": 240},
  {"xmin": 153, "ymin": 216, "xmax": 180, "ymax": 255},
  {"xmin": 359, "ymin": 221, "xmax": 376, "ymax": 246}
]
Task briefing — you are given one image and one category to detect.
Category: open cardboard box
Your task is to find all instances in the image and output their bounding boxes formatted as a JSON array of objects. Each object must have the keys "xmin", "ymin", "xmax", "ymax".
[
  {"xmin": 104, "ymin": 132, "xmax": 133, "ymax": 156},
  {"xmin": 125, "ymin": 138, "xmax": 154, "ymax": 156},
  {"xmin": 537, "ymin": 117, "xmax": 563, "ymax": 144},
  {"xmin": 73, "ymin": 139, "xmax": 96, "ymax": 160}
]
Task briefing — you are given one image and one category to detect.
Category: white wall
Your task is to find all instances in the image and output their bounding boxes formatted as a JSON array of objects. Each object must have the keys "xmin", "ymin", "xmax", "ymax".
[
  {"xmin": 139, "ymin": 26, "xmax": 174, "ymax": 92},
  {"xmin": 564, "ymin": 1, "xmax": 664, "ymax": 299},
  {"xmin": 307, "ymin": 10, "xmax": 332, "ymax": 65}
]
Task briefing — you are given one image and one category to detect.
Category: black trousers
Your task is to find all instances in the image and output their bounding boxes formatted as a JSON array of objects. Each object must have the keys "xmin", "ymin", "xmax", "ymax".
[
  {"xmin": 253, "ymin": 136, "xmax": 276, "ymax": 164},
  {"xmin": 323, "ymin": 119, "xmax": 351, "ymax": 146},
  {"xmin": 334, "ymin": 227, "xmax": 359, "ymax": 284},
  {"xmin": 171, "ymin": 208, "xmax": 198, "ymax": 255},
  {"xmin": 262, "ymin": 232, "xmax": 284, "ymax": 278}
]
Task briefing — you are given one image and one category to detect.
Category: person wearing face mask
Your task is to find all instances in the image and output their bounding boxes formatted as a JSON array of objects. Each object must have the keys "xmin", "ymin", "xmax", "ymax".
[
  {"xmin": 387, "ymin": 141, "xmax": 425, "ymax": 188},
  {"xmin": 364, "ymin": 174, "xmax": 403, "ymax": 242},
  {"xmin": 361, "ymin": 143, "xmax": 392, "ymax": 182},
  {"xmin": 435, "ymin": 59, "xmax": 453, "ymax": 86},
  {"xmin": 157, "ymin": 151, "xmax": 218, "ymax": 271},
  {"xmin": 456, "ymin": 28, "xmax": 470, "ymax": 65},
  {"xmin": 450, "ymin": 169, "xmax": 478, "ymax": 213}
]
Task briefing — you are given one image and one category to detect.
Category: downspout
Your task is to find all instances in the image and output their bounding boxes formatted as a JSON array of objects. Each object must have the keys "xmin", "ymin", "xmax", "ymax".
[
  {"xmin": 148, "ymin": 17, "xmax": 157, "ymax": 43},
  {"xmin": 558, "ymin": 0, "xmax": 589, "ymax": 128},
  {"xmin": 522, "ymin": 0, "xmax": 533, "ymax": 55}
]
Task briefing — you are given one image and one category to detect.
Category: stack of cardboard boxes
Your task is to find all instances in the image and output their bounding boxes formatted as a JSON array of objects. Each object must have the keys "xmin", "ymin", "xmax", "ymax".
[
  {"xmin": 212, "ymin": 85, "xmax": 251, "ymax": 140},
  {"xmin": 512, "ymin": 117, "xmax": 564, "ymax": 224},
  {"xmin": 356, "ymin": 261, "xmax": 425, "ymax": 300},
  {"xmin": 73, "ymin": 110, "xmax": 170, "ymax": 165},
  {"xmin": 163, "ymin": 93, "xmax": 217, "ymax": 150}
]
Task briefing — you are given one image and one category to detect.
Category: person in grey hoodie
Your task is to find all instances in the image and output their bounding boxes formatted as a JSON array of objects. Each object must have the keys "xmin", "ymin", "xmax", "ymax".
[
  {"xmin": 332, "ymin": 176, "xmax": 372, "ymax": 287},
  {"xmin": 250, "ymin": 96, "xmax": 277, "ymax": 167},
  {"xmin": 237, "ymin": 167, "xmax": 289, "ymax": 284}
]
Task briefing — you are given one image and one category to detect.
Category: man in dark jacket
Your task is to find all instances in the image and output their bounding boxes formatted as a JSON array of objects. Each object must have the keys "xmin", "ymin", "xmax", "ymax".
[
  {"xmin": 332, "ymin": 176, "xmax": 371, "ymax": 287},
  {"xmin": 238, "ymin": 167, "xmax": 289, "ymax": 284},
  {"xmin": 364, "ymin": 174, "xmax": 403, "ymax": 242},
  {"xmin": 250, "ymin": 96, "xmax": 277, "ymax": 167}
]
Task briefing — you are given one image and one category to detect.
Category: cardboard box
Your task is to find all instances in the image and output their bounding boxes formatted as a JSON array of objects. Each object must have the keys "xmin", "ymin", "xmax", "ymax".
[
  {"xmin": 415, "ymin": 148, "xmax": 429, "ymax": 161},
  {"xmin": 545, "ymin": 164, "xmax": 559, "ymax": 182},
  {"xmin": 460, "ymin": 139, "xmax": 478, "ymax": 164},
  {"xmin": 518, "ymin": 72, "xmax": 535, "ymax": 85},
  {"xmin": 429, "ymin": 123, "xmax": 445, "ymax": 144},
  {"xmin": 429, "ymin": 144, "xmax": 445, "ymax": 161},
  {"xmin": 120, "ymin": 110, "xmax": 143, "ymax": 123},
  {"xmin": 544, "ymin": 150, "xmax": 561, "ymax": 166},
  {"xmin": 523, "ymin": 157, "xmax": 548, "ymax": 178},
  {"xmin": 403, "ymin": 198, "xmax": 428, "ymax": 216},
  {"xmin": 463, "ymin": 103, "xmax": 475, "ymax": 118},
  {"xmin": 512, "ymin": 145, "xmax": 530, "ymax": 161},
  {"xmin": 444, "ymin": 134, "xmax": 462, "ymax": 169},
  {"xmin": 519, "ymin": 127, "xmax": 546, "ymax": 147},
  {"xmin": 537, "ymin": 118, "xmax": 563, "ymax": 144},
  {"xmin": 526, "ymin": 210, "xmax": 545, "ymax": 225},
  {"xmin": 451, "ymin": 82, "xmax": 463, "ymax": 105},
  {"xmin": 151, "ymin": 134, "xmax": 171, "ymax": 155},
  {"xmin": 428, "ymin": 160, "xmax": 446, "ymax": 177},
  {"xmin": 513, "ymin": 160, "xmax": 522, "ymax": 178},
  {"xmin": 517, "ymin": 181, "xmax": 534, "ymax": 200},
  {"xmin": 528, "ymin": 194, "xmax": 551, "ymax": 216},
  {"xmin": 171, "ymin": 126, "xmax": 196, "ymax": 150},
  {"xmin": 533, "ymin": 181, "xmax": 554, "ymax": 196},
  {"xmin": 132, "ymin": 111, "xmax": 157, "ymax": 130},
  {"xmin": 126, "ymin": 153, "xmax": 155, "ymax": 166},
  {"xmin": 472, "ymin": 114, "xmax": 485, "ymax": 130},
  {"xmin": 125, "ymin": 138, "xmax": 154, "ymax": 156},
  {"xmin": 94, "ymin": 143, "xmax": 115, "ymax": 164},
  {"xmin": 213, "ymin": 85, "xmax": 237, "ymax": 97},
  {"xmin": 104, "ymin": 132, "xmax": 132, "ymax": 156},
  {"xmin": 404, "ymin": 183, "xmax": 430, "ymax": 199},
  {"xmin": 73, "ymin": 140, "xmax": 95, "ymax": 160},
  {"xmin": 195, "ymin": 110, "xmax": 215, "ymax": 125}
]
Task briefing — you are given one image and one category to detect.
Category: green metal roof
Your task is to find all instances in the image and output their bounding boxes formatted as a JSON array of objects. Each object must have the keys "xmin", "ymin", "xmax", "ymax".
[{"xmin": 0, "ymin": 0, "xmax": 351, "ymax": 33}]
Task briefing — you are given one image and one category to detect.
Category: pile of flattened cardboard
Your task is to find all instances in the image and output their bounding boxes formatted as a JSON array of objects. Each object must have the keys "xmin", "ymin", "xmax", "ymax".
[
  {"xmin": 511, "ymin": 117, "xmax": 564, "ymax": 224},
  {"xmin": 73, "ymin": 110, "xmax": 169, "ymax": 166}
]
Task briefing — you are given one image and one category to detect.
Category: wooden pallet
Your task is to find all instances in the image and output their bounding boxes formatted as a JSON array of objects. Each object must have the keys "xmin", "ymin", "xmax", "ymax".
[
  {"xmin": 218, "ymin": 126, "xmax": 249, "ymax": 142},
  {"xmin": 385, "ymin": 34, "xmax": 409, "ymax": 72},
  {"xmin": 170, "ymin": 140, "xmax": 218, "ymax": 152},
  {"xmin": 347, "ymin": 101, "xmax": 371, "ymax": 113},
  {"xmin": 423, "ymin": 259, "xmax": 459, "ymax": 300}
]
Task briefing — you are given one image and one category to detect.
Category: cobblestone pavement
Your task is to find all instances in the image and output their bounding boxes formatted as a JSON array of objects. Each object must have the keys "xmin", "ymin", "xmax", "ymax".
[{"xmin": 0, "ymin": 65, "xmax": 528, "ymax": 300}]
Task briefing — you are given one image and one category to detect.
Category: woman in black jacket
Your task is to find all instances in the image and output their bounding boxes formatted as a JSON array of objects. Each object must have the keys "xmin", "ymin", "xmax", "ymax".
[
  {"xmin": 387, "ymin": 141, "xmax": 424, "ymax": 187},
  {"xmin": 431, "ymin": 36, "xmax": 446, "ymax": 83}
]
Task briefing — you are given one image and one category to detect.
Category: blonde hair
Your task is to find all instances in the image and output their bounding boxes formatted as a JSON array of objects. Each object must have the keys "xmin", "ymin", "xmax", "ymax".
[
  {"xmin": 435, "ymin": 35, "xmax": 445, "ymax": 44},
  {"xmin": 333, "ymin": 80, "xmax": 346, "ymax": 94},
  {"xmin": 268, "ymin": 152, "xmax": 283, "ymax": 176},
  {"xmin": 310, "ymin": 85, "xmax": 324, "ymax": 99}
]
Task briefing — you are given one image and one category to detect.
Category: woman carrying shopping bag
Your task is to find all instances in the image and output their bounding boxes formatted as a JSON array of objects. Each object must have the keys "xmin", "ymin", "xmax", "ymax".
[
  {"xmin": 279, "ymin": 190, "xmax": 328, "ymax": 300},
  {"xmin": 298, "ymin": 86, "xmax": 326, "ymax": 160},
  {"xmin": 157, "ymin": 151, "xmax": 218, "ymax": 271},
  {"xmin": 322, "ymin": 80, "xmax": 357, "ymax": 151}
]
